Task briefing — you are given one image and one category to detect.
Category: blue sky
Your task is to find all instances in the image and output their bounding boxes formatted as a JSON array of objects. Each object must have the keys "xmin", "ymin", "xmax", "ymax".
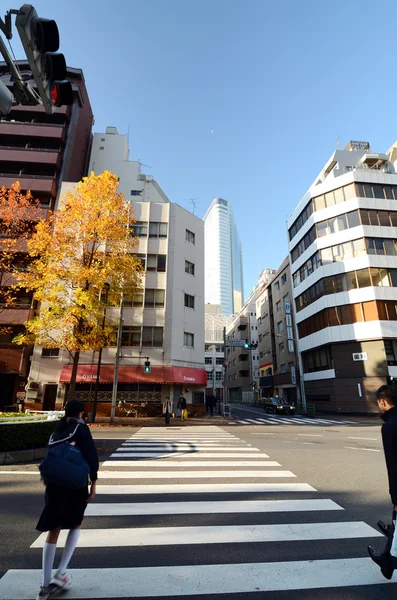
[{"xmin": 7, "ymin": 0, "xmax": 397, "ymax": 296}]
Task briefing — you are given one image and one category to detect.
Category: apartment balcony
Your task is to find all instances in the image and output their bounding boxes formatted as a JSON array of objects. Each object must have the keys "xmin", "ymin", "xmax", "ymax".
[
  {"xmin": 0, "ymin": 175, "xmax": 57, "ymax": 196},
  {"xmin": 237, "ymin": 316, "xmax": 248, "ymax": 331},
  {"xmin": 238, "ymin": 369, "xmax": 250, "ymax": 378},
  {"xmin": 0, "ymin": 147, "xmax": 61, "ymax": 168},
  {"xmin": 0, "ymin": 120, "xmax": 66, "ymax": 142}
]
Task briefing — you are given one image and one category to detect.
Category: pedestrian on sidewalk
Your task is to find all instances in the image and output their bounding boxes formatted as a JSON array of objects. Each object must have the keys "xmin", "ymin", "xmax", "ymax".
[
  {"xmin": 208, "ymin": 394, "xmax": 217, "ymax": 416},
  {"xmin": 162, "ymin": 396, "xmax": 173, "ymax": 425},
  {"xmin": 177, "ymin": 394, "xmax": 187, "ymax": 421},
  {"xmin": 35, "ymin": 400, "xmax": 99, "ymax": 600},
  {"xmin": 368, "ymin": 385, "xmax": 397, "ymax": 579}
]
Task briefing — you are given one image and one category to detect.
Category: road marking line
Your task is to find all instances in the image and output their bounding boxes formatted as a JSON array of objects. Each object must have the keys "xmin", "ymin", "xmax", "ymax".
[
  {"xmin": 96, "ymin": 482, "xmax": 317, "ymax": 494},
  {"xmin": 297, "ymin": 434, "xmax": 323, "ymax": 437},
  {"xmin": 348, "ymin": 437, "xmax": 378, "ymax": 441},
  {"xmin": 85, "ymin": 498, "xmax": 343, "ymax": 517},
  {"xmin": 344, "ymin": 446, "xmax": 381, "ymax": 452},
  {"xmin": 32, "ymin": 521, "xmax": 381, "ymax": 549},
  {"xmin": 0, "ymin": 471, "xmax": 39, "ymax": 475},
  {"xmin": 251, "ymin": 432, "xmax": 275, "ymax": 435},
  {"xmin": 115, "ymin": 446, "xmax": 260, "ymax": 452},
  {"xmin": 0, "ymin": 558, "xmax": 389, "ymax": 598},
  {"xmin": 110, "ymin": 452, "xmax": 270, "ymax": 458},
  {"xmin": 102, "ymin": 460, "xmax": 280, "ymax": 467},
  {"xmin": 98, "ymin": 470, "xmax": 296, "ymax": 479}
]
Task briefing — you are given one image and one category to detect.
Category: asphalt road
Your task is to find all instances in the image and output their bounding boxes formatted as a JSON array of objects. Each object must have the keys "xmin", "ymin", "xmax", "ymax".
[{"xmin": 0, "ymin": 416, "xmax": 396, "ymax": 599}]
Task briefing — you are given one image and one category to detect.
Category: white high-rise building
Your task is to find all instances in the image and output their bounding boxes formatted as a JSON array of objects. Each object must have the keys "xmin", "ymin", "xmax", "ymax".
[{"xmin": 204, "ymin": 198, "xmax": 244, "ymax": 315}]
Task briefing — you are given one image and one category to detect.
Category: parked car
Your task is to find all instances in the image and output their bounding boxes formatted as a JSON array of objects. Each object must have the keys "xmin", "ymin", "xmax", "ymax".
[{"xmin": 263, "ymin": 397, "xmax": 295, "ymax": 415}]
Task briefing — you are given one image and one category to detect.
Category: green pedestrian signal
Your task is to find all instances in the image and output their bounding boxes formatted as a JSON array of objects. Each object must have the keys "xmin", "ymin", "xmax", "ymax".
[
  {"xmin": 144, "ymin": 360, "xmax": 151, "ymax": 373},
  {"xmin": 244, "ymin": 341, "xmax": 249, "ymax": 348}
]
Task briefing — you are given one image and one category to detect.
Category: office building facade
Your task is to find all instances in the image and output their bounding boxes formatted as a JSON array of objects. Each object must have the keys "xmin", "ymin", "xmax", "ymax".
[
  {"xmin": 0, "ymin": 61, "xmax": 93, "ymax": 410},
  {"xmin": 27, "ymin": 128, "xmax": 207, "ymax": 413},
  {"xmin": 288, "ymin": 140, "xmax": 397, "ymax": 413}
]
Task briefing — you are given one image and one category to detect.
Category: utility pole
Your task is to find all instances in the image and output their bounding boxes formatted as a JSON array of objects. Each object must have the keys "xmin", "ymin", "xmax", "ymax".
[
  {"xmin": 110, "ymin": 297, "xmax": 124, "ymax": 422},
  {"xmin": 91, "ymin": 283, "xmax": 110, "ymax": 423}
]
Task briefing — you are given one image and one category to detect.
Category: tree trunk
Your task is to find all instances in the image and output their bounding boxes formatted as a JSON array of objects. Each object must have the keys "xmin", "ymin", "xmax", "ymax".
[{"xmin": 67, "ymin": 350, "xmax": 80, "ymax": 401}]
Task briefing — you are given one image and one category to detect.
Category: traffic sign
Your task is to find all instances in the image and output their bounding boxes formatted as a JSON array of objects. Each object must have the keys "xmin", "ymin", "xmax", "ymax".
[
  {"xmin": 285, "ymin": 302, "xmax": 291, "ymax": 314},
  {"xmin": 227, "ymin": 340, "xmax": 246, "ymax": 347},
  {"xmin": 287, "ymin": 326, "xmax": 294, "ymax": 340}
]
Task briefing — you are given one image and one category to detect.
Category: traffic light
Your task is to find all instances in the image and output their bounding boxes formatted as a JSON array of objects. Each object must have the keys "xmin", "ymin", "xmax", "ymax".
[
  {"xmin": 144, "ymin": 360, "xmax": 151, "ymax": 373},
  {"xmin": 15, "ymin": 4, "xmax": 73, "ymax": 114},
  {"xmin": 244, "ymin": 341, "xmax": 249, "ymax": 348}
]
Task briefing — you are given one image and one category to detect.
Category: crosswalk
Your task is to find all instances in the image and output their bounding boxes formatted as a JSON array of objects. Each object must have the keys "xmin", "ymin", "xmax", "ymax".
[
  {"xmin": 0, "ymin": 424, "xmax": 394, "ymax": 598},
  {"xmin": 233, "ymin": 415, "xmax": 357, "ymax": 426}
]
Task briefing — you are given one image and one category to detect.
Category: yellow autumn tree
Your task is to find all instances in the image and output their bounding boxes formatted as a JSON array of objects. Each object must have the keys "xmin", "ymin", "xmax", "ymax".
[
  {"xmin": 14, "ymin": 171, "xmax": 143, "ymax": 397},
  {"xmin": 0, "ymin": 182, "xmax": 42, "ymax": 332}
]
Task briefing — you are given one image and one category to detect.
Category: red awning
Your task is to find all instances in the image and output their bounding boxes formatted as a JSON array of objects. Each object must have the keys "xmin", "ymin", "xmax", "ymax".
[{"xmin": 59, "ymin": 364, "xmax": 208, "ymax": 386}]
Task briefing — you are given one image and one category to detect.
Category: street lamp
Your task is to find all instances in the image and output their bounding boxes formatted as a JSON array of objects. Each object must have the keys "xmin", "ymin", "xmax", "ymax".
[
  {"xmin": 92, "ymin": 283, "xmax": 110, "ymax": 423},
  {"xmin": 275, "ymin": 333, "xmax": 306, "ymax": 412}
]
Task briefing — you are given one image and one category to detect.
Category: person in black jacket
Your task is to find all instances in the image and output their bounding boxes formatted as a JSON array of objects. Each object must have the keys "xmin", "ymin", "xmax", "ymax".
[
  {"xmin": 368, "ymin": 385, "xmax": 397, "ymax": 580},
  {"xmin": 35, "ymin": 400, "xmax": 99, "ymax": 600},
  {"xmin": 177, "ymin": 394, "xmax": 187, "ymax": 420}
]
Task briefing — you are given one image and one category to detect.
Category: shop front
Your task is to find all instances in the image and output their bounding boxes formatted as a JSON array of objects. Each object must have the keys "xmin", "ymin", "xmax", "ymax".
[{"xmin": 59, "ymin": 364, "xmax": 207, "ymax": 417}]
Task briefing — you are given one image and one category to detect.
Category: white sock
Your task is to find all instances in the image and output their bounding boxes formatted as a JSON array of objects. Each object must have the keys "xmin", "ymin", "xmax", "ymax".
[
  {"xmin": 42, "ymin": 542, "xmax": 57, "ymax": 587},
  {"xmin": 57, "ymin": 529, "xmax": 80, "ymax": 574}
]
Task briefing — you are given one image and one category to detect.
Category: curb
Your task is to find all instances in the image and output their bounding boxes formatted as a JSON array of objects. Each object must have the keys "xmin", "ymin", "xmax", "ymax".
[{"xmin": 0, "ymin": 446, "xmax": 46, "ymax": 465}]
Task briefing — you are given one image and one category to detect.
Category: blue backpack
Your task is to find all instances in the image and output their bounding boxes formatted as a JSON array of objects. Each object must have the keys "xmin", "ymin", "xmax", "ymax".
[{"xmin": 39, "ymin": 423, "xmax": 90, "ymax": 489}]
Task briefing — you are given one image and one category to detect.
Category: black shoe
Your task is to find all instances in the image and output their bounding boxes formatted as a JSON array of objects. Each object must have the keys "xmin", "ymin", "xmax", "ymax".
[
  {"xmin": 368, "ymin": 546, "xmax": 394, "ymax": 580},
  {"xmin": 377, "ymin": 520, "xmax": 395, "ymax": 538}
]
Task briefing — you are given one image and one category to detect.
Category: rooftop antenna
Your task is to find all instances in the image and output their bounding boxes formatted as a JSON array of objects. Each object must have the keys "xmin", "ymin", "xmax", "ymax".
[
  {"xmin": 186, "ymin": 198, "xmax": 199, "ymax": 214},
  {"xmin": 138, "ymin": 160, "xmax": 152, "ymax": 170}
]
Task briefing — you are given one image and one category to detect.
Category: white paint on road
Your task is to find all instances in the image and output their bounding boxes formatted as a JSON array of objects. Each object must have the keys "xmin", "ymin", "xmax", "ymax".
[
  {"xmin": 84, "ymin": 498, "xmax": 344, "ymax": 517},
  {"xmin": 0, "ymin": 559, "xmax": 389, "ymax": 598},
  {"xmin": 98, "ymin": 470, "xmax": 296, "ymax": 479},
  {"xmin": 102, "ymin": 460, "xmax": 280, "ymax": 467},
  {"xmin": 348, "ymin": 437, "xmax": 378, "ymax": 441},
  {"xmin": 110, "ymin": 452, "xmax": 270, "ymax": 458},
  {"xmin": 344, "ymin": 446, "xmax": 381, "ymax": 452},
  {"xmin": 297, "ymin": 434, "xmax": 323, "ymax": 437},
  {"xmin": 0, "ymin": 471, "xmax": 39, "ymax": 475},
  {"xmin": 32, "ymin": 521, "xmax": 381, "ymax": 548},
  {"xmin": 96, "ymin": 482, "xmax": 317, "ymax": 494},
  {"xmin": 115, "ymin": 446, "xmax": 260, "ymax": 452}
]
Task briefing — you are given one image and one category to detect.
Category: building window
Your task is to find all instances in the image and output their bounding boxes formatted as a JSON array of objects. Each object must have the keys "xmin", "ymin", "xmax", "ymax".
[
  {"xmin": 205, "ymin": 344, "xmax": 212, "ymax": 352},
  {"xmin": 276, "ymin": 301, "xmax": 281, "ymax": 312},
  {"xmin": 142, "ymin": 326, "xmax": 163, "ymax": 347},
  {"xmin": 184, "ymin": 332, "xmax": 194, "ymax": 348},
  {"xmin": 41, "ymin": 348, "xmax": 60, "ymax": 357},
  {"xmin": 185, "ymin": 260, "xmax": 195, "ymax": 275},
  {"xmin": 149, "ymin": 222, "xmax": 168, "ymax": 238},
  {"xmin": 283, "ymin": 294, "xmax": 289, "ymax": 305},
  {"xmin": 130, "ymin": 222, "xmax": 148, "ymax": 237},
  {"xmin": 99, "ymin": 146, "xmax": 104, "ymax": 150},
  {"xmin": 303, "ymin": 346, "xmax": 333, "ymax": 373},
  {"xmin": 215, "ymin": 371, "xmax": 222, "ymax": 381},
  {"xmin": 205, "ymin": 357, "xmax": 213, "ymax": 365},
  {"xmin": 186, "ymin": 229, "xmax": 195, "ymax": 244},
  {"xmin": 121, "ymin": 326, "xmax": 141, "ymax": 347},
  {"xmin": 277, "ymin": 321, "xmax": 283, "ymax": 332},
  {"xmin": 146, "ymin": 254, "xmax": 167, "ymax": 272},
  {"xmin": 145, "ymin": 289, "xmax": 165, "ymax": 308},
  {"xmin": 216, "ymin": 345, "xmax": 223, "ymax": 352},
  {"xmin": 216, "ymin": 357, "xmax": 224, "ymax": 365},
  {"xmin": 207, "ymin": 370, "xmax": 213, "ymax": 381},
  {"xmin": 274, "ymin": 281, "xmax": 280, "ymax": 291},
  {"xmin": 279, "ymin": 342, "xmax": 285, "ymax": 353},
  {"xmin": 123, "ymin": 292, "xmax": 144, "ymax": 307},
  {"xmin": 281, "ymin": 273, "xmax": 287, "ymax": 285},
  {"xmin": 280, "ymin": 363, "xmax": 287, "ymax": 373},
  {"xmin": 100, "ymin": 138, "xmax": 105, "ymax": 141},
  {"xmin": 184, "ymin": 293, "xmax": 195, "ymax": 309},
  {"xmin": 130, "ymin": 190, "xmax": 142, "ymax": 196}
]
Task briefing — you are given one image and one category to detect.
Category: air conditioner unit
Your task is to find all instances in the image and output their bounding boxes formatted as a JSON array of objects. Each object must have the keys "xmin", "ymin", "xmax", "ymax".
[{"xmin": 25, "ymin": 381, "xmax": 40, "ymax": 399}]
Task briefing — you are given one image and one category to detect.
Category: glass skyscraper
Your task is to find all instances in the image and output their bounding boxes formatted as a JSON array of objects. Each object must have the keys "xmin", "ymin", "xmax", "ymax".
[{"xmin": 204, "ymin": 198, "xmax": 244, "ymax": 315}]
